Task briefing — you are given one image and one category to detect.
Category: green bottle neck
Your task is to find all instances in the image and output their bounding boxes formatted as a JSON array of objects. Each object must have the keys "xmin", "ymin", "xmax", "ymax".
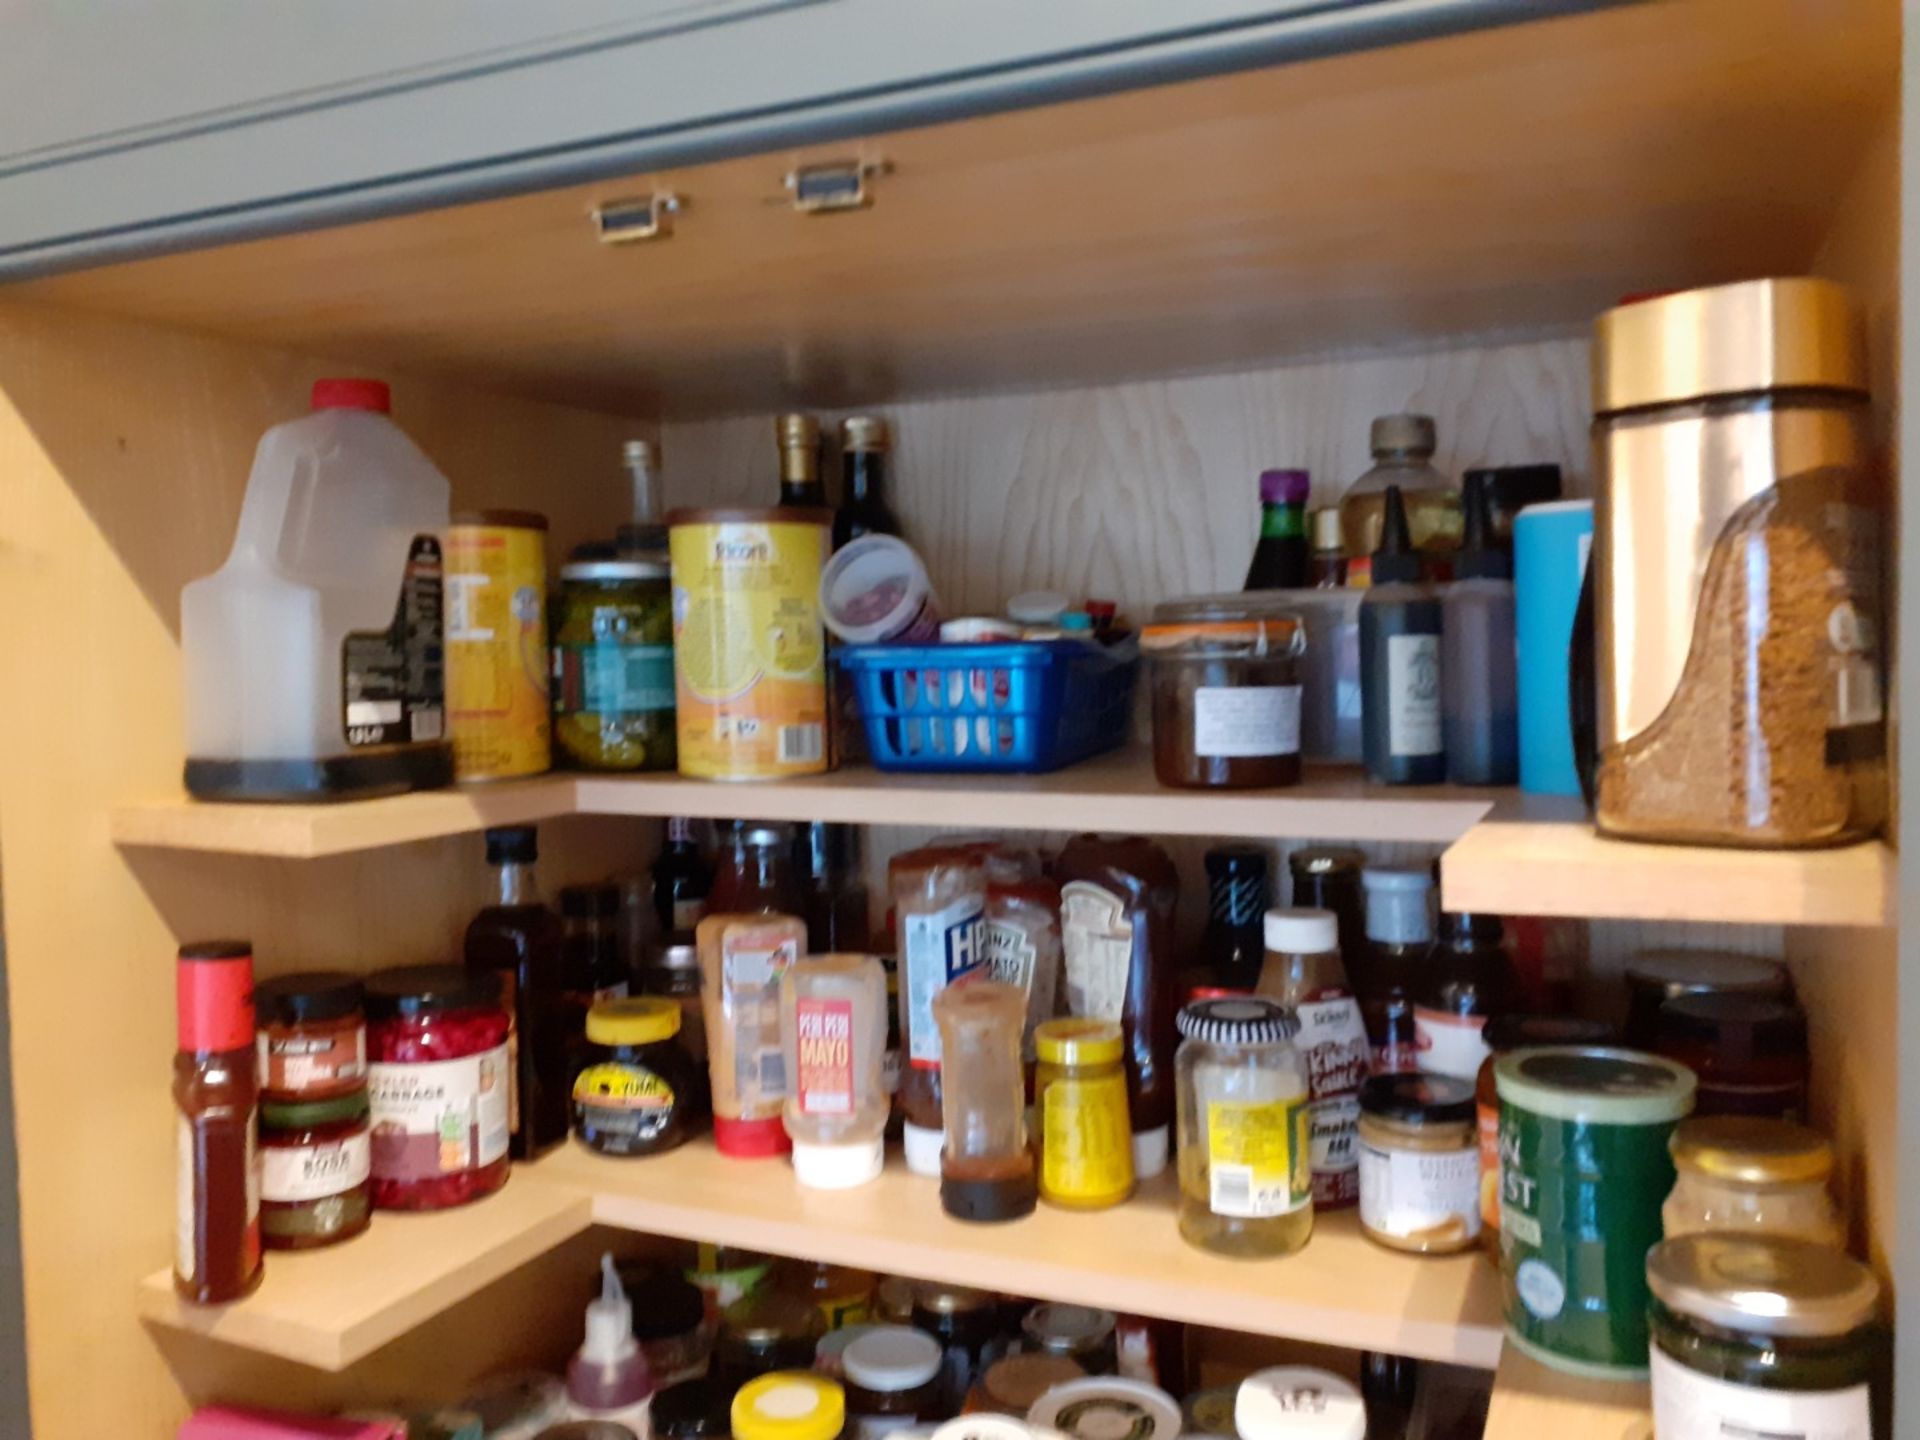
[{"xmin": 1260, "ymin": 501, "xmax": 1306, "ymax": 539}]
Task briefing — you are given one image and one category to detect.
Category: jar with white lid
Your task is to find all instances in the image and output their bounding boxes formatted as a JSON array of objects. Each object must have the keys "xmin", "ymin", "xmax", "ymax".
[
  {"xmin": 1235, "ymin": 1366, "xmax": 1367, "ymax": 1440},
  {"xmin": 1662, "ymin": 1116, "xmax": 1842, "ymax": 1247}
]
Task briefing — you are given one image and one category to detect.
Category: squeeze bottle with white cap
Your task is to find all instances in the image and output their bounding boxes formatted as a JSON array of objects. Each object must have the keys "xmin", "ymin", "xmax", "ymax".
[
  {"xmin": 566, "ymin": 1253, "xmax": 655, "ymax": 1431},
  {"xmin": 779, "ymin": 953, "xmax": 890, "ymax": 1189}
]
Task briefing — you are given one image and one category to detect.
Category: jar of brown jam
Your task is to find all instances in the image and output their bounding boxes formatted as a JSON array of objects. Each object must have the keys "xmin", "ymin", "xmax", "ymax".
[
  {"xmin": 1142, "ymin": 598, "xmax": 1305, "ymax": 789},
  {"xmin": 254, "ymin": 971, "xmax": 366, "ymax": 1101}
]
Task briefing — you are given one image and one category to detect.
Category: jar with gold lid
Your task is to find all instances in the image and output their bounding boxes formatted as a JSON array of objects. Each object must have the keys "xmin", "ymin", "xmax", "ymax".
[{"xmin": 1662, "ymin": 1116, "xmax": 1842, "ymax": 1247}]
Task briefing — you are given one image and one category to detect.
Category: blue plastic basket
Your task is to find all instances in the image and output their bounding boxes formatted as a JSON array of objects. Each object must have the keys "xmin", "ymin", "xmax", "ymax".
[{"xmin": 835, "ymin": 638, "xmax": 1139, "ymax": 774}]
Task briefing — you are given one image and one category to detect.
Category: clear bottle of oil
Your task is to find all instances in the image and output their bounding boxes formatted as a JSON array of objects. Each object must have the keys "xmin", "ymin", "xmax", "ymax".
[{"xmin": 1338, "ymin": 414, "xmax": 1460, "ymax": 585}]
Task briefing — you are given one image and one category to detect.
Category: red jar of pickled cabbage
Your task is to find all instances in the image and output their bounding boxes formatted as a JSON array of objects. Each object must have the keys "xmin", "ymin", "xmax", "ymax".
[{"xmin": 365, "ymin": 965, "xmax": 511, "ymax": 1211}]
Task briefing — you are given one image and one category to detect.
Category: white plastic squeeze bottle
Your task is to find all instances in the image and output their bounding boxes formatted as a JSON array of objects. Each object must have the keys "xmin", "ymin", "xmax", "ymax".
[{"xmin": 566, "ymin": 1253, "xmax": 655, "ymax": 1433}]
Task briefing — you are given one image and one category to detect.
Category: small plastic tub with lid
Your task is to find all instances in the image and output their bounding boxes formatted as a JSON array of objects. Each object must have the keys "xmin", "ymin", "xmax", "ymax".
[
  {"xmin": 1026, "ymin": 1377, "xmax": 1179, "ymax": 1440},
  {"xmin": 1356, "ymin": 1073, "xmax": 1480, "ymax": 1255},
  {"xmin": 1662, "ymin": 1116, "xmax": 1842, "ymax": 1247},
  {"xmin": 1647, "ymin": 1234, "xmax": 1885, "ymax": 1439},
  {"xmin": 1142, "ymin": 597, "xmax": 1306, "ymax": 790},
  {"xmin": 572, "ymin": 997, "xmax": 701, "ymax": 1157},
  {"xmin": 733, "ymin": 1373, "xmax": 846, "ymax": 1440},
  {"xmin": 254, "ymin": 971, "xmax": 366, "ymax": 1101},
  {"xmin": 364, "ymin": 965, "xmax": 511, "ymax": 1212},
  {"xmin": 1235, "ymin": 1367, "xmax": 1366, "ymax": 1440},
  {"xmin": 842, "ymin": 1326, "xmax": 943, "ymax": 1438},
  {"xmin": 821, "ymin": 534, "xmax": 943, "ymax": 644},
  {"xmin": 259, "ymin": 1088, "xmax": 372, "ymax": 1250}
]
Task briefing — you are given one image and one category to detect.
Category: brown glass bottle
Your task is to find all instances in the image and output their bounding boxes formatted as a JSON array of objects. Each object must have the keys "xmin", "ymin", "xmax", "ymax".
[
  {"xmin": 709, "ymin": 822, "xmax": 804, "ymax": 917},
  {"xmin": 794, "ymin": 821, "xmax": 870, "ymax": 954},
  {"xmin": 1054, "ymin": 835, "xmax": 1181, "ymax": 1179},
  {"xmin": 776, "ymin": 414, "xmax": 826, "ymax": 508},
  {"xmin": 465, "ymin": 825, "xmax": 570, "ymax": 1159},
  {"xmin": 174, "ymin": 940, "xmax": 263, "ymax": 1304}
]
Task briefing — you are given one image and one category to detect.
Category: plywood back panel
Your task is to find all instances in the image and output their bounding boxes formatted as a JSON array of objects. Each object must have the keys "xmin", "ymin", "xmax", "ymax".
[
  {"xmin": 2, "ymin": 0, "xmax": 1894, "ymax": 416},
  {"xmin": 0, "ymin": 296, "xmax": 646, "ymax": 1440}
]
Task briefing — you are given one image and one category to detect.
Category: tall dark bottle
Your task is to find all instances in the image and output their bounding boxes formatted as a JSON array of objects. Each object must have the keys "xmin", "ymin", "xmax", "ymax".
[
  {"xmin": 1359, "ymin": 485, "xmax": 1446, "ymax": 784},
  {"xmin": 174, "ymin": 940, "xmax": 263, "ymax": 1304},
  {"xmin": 1199, "ymin": 845, "xmax": 1270, "ymax": 990},
  {"xmin": 832, "ymin": 416, "xmax": 903, "ymax": 549},
  {"xmin": 1243, "ymin": 469, "xmax": 1311, "ymax": 590},
  {"xmin": 465, "ymin": 824, "xmax": 569, "ymax": 1159},
  {"xmin": 1440, "ymin": 472, "xmax": 1520, "ymax": 785},
  {"xmin": 1358, "ymin": 865, "xmax": 1435, "ymax": 1074},
  {"xmin": 776, "ymin": 412, "xmax": 826, "ymax": 507},
  {"xmin": 1288, "ymin": 846, "xmax": 1369, "ymax": 993},
  {"xmin": 651, "ymin": 815, "xmax": 712, "ymax": 944},
  {"xmin": 794, "ymin": 821, "xmax": 870, "ymax": 953}
]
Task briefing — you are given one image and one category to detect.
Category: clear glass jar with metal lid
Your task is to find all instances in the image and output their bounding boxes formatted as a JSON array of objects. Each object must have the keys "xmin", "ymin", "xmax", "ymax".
[
  {"xmin": 1174, "ymin": 997, "xmax": 1313, "ymax": 1257},
  {"xmin": 553, "ymin": 556, "xmax": 676, "ymax": 771},
  {"xmin": 1142, "ymin": 597, "xmax": 1306, "ymax": 790},
  {"xmin": 1020, "ymin": 1303, "xmax": 1116, "ymax": 1374},
  {"xmin": 1662, "ymin": 1116, "xmax": 1841, "ymax": 1247},
  {"xmin": 1356, "ymin": 1073, "xmax": 1480, "ymax": 1255},
  {"xmin": 1647, "ymin": 1234, "xmax": 1885, "ymax": 1440}
]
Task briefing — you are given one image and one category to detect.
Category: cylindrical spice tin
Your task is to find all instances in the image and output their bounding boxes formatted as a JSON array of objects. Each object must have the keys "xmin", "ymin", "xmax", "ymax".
[
  {"xmin": 445, "ymin": 510, "xmax": 552, "ymax": 779},
  {"xmin": 1495, "ymin": 1046, "xmax": 1695, "ymax": 1376},
  {"xmin": 667, "ymin": 507, "xmax": 830, "ymax": 780}
]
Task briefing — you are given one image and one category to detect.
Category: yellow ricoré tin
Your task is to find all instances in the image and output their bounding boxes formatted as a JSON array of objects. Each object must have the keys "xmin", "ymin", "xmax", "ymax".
[{"xmin": 445, "ymin": 510, "xmax": 552, "ymax": 779}]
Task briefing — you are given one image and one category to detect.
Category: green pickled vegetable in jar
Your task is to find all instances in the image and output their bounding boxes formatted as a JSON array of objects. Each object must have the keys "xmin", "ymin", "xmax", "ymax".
[{"xmin": 553, "ymin": 558, "xmax": 676, "ymax": 771}]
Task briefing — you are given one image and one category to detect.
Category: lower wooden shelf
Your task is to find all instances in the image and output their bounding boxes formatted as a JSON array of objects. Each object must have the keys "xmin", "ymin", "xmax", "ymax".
[
  {"xmin": 138, "ymin": 1139, "xmax": 1505, "ymax": 1372},
  {"xmin": 136, "ymin": 1172, "xmax": 593, "ymax": 1369},
  {"xmin": 1481, "ymin": 1346, "xmax": 1650, "ymax": 1440}
]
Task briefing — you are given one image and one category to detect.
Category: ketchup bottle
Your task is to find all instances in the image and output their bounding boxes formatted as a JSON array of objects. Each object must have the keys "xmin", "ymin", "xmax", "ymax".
[{"xmin": 174, "ymin": 940, "xmax": 263, "ymax": 1304}]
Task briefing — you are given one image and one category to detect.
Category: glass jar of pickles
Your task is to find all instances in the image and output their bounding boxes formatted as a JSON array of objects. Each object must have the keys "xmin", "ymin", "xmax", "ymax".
[{"xmin": 553, "ymin": 558, "xmax": 676, "ymax": 771}]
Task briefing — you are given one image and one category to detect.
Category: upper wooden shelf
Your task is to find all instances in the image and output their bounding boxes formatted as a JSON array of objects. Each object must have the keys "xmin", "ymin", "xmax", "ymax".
[
  {"xmin": 4, "ymin": 0, "xmax": 1891, "ymax": 415},
  {"xmin": 109, "ymin": 758, "xmax": 1893, "ymax": 926}
]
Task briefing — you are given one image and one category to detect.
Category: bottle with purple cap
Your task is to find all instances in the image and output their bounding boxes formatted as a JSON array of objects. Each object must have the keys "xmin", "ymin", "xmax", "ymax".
[{"xmin": 1243, "ymin": 468, "xmax": 1311, "ymax": 591}]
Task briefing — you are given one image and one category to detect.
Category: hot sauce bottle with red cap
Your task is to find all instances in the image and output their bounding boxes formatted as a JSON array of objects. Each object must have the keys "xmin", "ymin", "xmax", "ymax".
[{"xmin": 174, "ymin": 940, "xmax": 264, "ymax": 1304}]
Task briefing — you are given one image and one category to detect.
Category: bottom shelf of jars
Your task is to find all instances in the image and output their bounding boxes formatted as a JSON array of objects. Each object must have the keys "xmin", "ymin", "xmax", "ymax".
[{"xmin": 541, "ymin": 1139, "xmax": 1508, "ymax": 1368}]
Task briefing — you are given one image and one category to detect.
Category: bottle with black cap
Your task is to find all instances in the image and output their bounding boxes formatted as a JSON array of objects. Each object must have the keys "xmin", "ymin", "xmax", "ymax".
[
  {"xmin": 1359, "ymin": 485, "xmax": 1445, "ymax": 784},
  {"xmin": 1199, "ymin": 845, "xmax": 1270, "ymax": 990},
  {"xmin": 1440, "ymin": 472, "xmax": 1519, "ymax": 785}
]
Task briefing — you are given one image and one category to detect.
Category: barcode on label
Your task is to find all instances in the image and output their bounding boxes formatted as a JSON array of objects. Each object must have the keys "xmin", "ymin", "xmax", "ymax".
[
  {"xmin": 779, "ymin": 723, "xmax": 823, "ymax": 764},
  {"xmin": 1211, "ymin": 1164, "xmax": 1253, "ymax": 1215}
]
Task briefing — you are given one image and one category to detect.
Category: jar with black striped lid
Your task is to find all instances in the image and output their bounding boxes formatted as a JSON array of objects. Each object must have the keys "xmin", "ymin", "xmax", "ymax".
[{"xmin": 1174, "ymin": 997, "xmax": 1312, "ymax": 1257}]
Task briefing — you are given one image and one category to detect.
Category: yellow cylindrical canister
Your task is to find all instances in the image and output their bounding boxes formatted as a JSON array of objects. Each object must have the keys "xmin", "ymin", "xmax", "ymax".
[
  {"xmin": 668, "ymin": 506, "xmax": 830, "ymax": 779},
  {"xmin": 445, "ymin": 510, "xmax": 552, "ymax": 779}
]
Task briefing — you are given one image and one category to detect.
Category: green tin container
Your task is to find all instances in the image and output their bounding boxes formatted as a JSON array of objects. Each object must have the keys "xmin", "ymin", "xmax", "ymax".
[{"xmin": 1496, "ymin": 1046, "xmax": 1696, "ymax": 1377}]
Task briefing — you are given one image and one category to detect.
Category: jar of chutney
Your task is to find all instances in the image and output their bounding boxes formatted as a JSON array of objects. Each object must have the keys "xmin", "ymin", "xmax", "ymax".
[
  {"xmin": 259, "ymin": 1089, "xmax": 372, "ymax": 1250},
  {"xmin": 572, "ymin": 997, "xmax": 700, "ymax": 1156}
]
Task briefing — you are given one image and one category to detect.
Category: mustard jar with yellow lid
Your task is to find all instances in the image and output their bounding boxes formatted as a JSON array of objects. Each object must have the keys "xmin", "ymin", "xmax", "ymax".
[
  {"xmin": 572, "ymin": 997, "xmax": 702, "ymax": 1157},
  {"xmin": 1662, "ymin": 1116, "xmax": 1842, "ymax": 1247},
  {"xmin": 1033, "ymin": 1018, "xmax": 1135, "ymax": 1210},
  {"xmin": 733, "ymin": 1372, "xmax": 845, "ymax": 1440}
]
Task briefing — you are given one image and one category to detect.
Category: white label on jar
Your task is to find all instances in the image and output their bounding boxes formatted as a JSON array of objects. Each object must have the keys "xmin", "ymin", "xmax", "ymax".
[
  {"xmin": 902, "ymin": 896, "xmax": 986, "ymax": 1066},
  {"xmin": 1385, "ymin": 633, "xmax": 1443, "ymax": 756},
  {"xmin": 261, "ymin": 1132, "xmax": 372, "ymax": 1202},
  {"xmin": 367, "ymin": 1044, "xmax": 510, "ymax": 1181},
  {"xmin": 1358, "ymin": 1137, "xmax": 1481, "ymax": 1241},
  {"xmin": 1650, "ymin": 1344, "xmax": 1871, "ymax": 1440},
  {"xmin": 1060, "ymin": 882, "xmax": 1133, "ymax": 1024},
  {"xmin": 984, "ymin": 916, "xmax": 1037, "ymax": 992},
  {"xmin": 1191, "ymin": 684, "xmax": 1302, "ymax": 758},
  {"xmin": 1412, "ymin": 1007, "xmax": 1490, "ymax": 1080}
]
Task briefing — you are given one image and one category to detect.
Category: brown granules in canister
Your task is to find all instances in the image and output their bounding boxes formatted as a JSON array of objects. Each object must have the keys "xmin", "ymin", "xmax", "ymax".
[{"xmin": 1596, "ymin": 477, "xmax": 1885, "ymax": 847}]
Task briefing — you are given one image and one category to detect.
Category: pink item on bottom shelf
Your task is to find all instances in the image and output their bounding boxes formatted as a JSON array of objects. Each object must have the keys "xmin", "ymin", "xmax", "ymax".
[{"xmin": 178, "ymin": 1409, "xmax": 404, "ymax": 1440}]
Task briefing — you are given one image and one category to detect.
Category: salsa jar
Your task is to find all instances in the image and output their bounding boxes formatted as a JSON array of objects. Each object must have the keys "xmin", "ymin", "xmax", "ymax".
[
  {"xmin": 1142, "ymin": 598, "xmax": 1305, "ymax": 790},
  {"xmin": 572, "ymin": 997, "xmax": 701, "ymax": 1157},
  {"xmin": 254, "ymin": 971, "xmax": 366, "ymax": 1101},
  {"xmin": 365, "ymin": 965, "xmax": 512, "ymax": 1211},
  {"xmin": 552, "ymin": 557, "xmax": 677, "ymax": 772},
  {"xmin": 1648, "ymin": 1234, "xmax": 1885, "ymax": 1440},
  {"xmin": 258, "ymin": 1089, "xmax": 372, "ymax": 1250}
]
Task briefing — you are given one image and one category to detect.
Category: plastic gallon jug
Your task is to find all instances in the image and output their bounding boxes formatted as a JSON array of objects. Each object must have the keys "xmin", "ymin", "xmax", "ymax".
[{"xmin": 182, "ymin": 379, "xmax": 454, "ymax": 801}]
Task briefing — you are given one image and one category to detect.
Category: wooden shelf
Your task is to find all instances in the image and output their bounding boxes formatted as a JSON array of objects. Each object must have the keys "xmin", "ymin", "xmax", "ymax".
[
  {"xmin": 113, "ymin": 754, "xmax": 1500, "ymax": 856},
  {"xmin": 1481, "ymin": 1347, "xmax": 1650, "ymax": 1440},
  {"xmin": 543, "ymin": 1141, "xmax": 1506, "ymax": 1368},
  {"xmin": 1439, "ymin": 796, "xmax": 1893, "ymax": 928},
  {"xmin": 136, "ymin": 1174, "xmax": 592, "ymax": 1369},
  {"xmin": 110, "ymin": 776, "xmax": 577, "ymax": 858}
]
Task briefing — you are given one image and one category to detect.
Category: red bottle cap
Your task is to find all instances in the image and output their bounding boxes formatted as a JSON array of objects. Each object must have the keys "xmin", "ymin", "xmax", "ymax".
[
  {"xmin": 177, "ymin": 941, "xmax": 256, "ymax": 1053},
  {"xmin": 713, "ymin": 1113, "xmax": 792, "ymax": 1158},
  {"xmin": 310, "ymin": 378, "xmax": 391, "ymax": 413}
]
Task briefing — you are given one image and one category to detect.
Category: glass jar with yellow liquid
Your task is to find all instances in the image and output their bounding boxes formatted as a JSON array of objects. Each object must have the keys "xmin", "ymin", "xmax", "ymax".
[
  {"xmin": 1338, "ymin": 414, "xmax": 1461, "ymax": 584},
  {"xmin": 1174, "ymin": 998, "xmax": 1314, "ymax": 1257}
]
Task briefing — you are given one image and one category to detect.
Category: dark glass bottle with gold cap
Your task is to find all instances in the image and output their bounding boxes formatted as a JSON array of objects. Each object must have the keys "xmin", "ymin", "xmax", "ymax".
[
  {"xmin": 776, "ymin": 413, "xmax": 826, "ymax": 508},
  {"xmin": 833, "ymin": 416, "xmax": 902, "ymax": 550}
]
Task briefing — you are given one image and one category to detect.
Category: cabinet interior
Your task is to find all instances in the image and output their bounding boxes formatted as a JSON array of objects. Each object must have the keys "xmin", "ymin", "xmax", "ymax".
[{"xmin": 0, "ymin": 1, "xmax": 1902, "ymax": 1435}]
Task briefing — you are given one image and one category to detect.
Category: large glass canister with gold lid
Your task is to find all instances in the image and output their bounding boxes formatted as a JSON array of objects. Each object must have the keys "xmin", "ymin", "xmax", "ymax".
[{"xmin": 1590, "ymin": 277, "xmax": 1886, "ymax": 847}]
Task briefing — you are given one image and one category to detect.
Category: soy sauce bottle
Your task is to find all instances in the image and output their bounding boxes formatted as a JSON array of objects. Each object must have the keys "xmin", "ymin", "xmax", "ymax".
[{"xmin": 1360, "ymin": 485, "xmax": 1445, "ymax": 785}]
